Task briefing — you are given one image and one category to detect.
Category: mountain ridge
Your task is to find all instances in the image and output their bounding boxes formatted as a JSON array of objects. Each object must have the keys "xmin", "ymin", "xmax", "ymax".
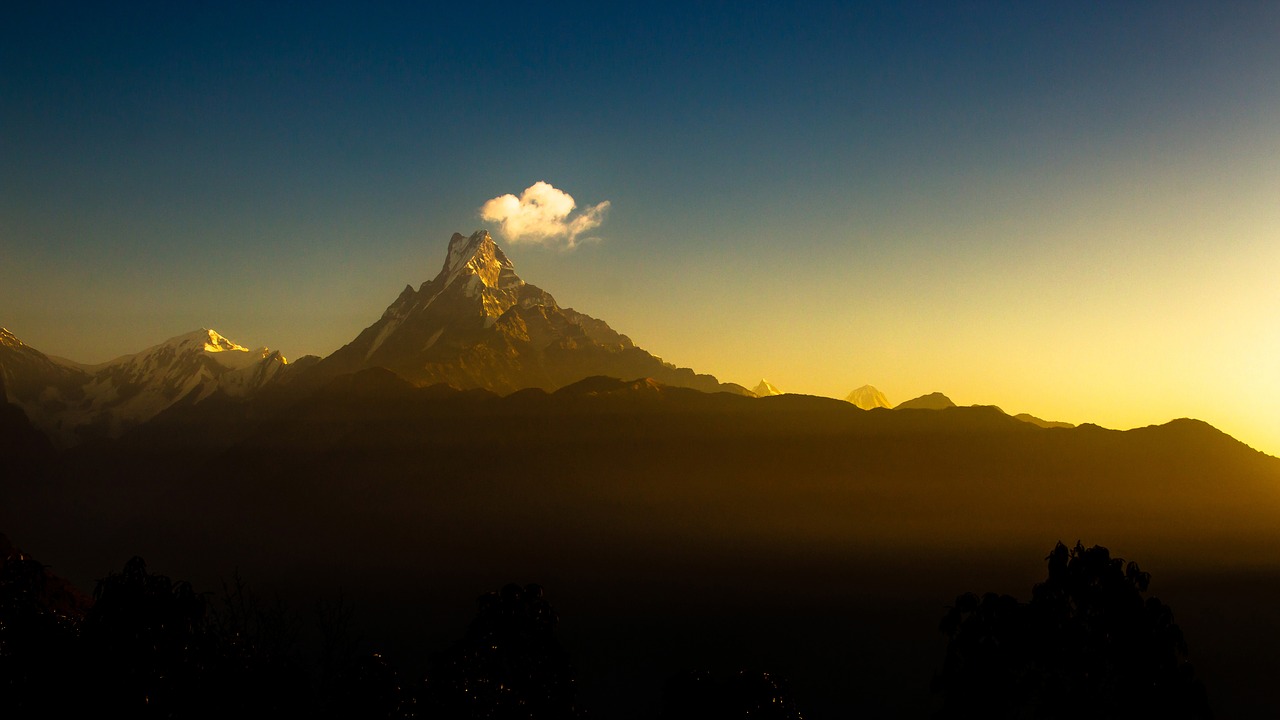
[{"xmin": 0, "ymin": 326, "xmax": 287, "ymax": 445}]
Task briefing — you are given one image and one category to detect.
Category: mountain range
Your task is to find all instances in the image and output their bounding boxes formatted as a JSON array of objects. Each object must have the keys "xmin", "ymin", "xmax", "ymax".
[
  {"xmin": 0, "ymin": 230, "xmax": 1241, "ymax": 451},
  {"xmin": 0, "ymin": 326, "xmax": 288, "ymax": 445},
  {"xmin": 5, "ymin": 232, "xmax": 1280, "ymax": 718},
  {"xmin": 1, "ymin": 230, "xmax": 747, "ymax": 446}
]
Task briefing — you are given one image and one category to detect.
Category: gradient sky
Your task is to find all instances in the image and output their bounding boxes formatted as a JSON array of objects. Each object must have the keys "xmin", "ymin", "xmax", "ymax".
[{"xmin": 3, "ymin": 2, "xmax": 1278, "ymax": 455}]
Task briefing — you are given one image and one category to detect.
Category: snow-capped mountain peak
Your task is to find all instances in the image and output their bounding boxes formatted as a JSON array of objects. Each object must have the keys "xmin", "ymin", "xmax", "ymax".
[
  {"xmin": 1, "ymin": 327, "xmax": 290, "ymax": 445},
  {"xmin": 439, "ymin": 230, "xmax": 521, "ymax": 290},
  {"xmin": 752, "ymin": 379, "xmax": 782, "ymax": 397},
  {"xmin": 317, "ymin": 230, "xmax": 749, "ymax": 397},
  {"xmin": 197, "ymin": 328, "xmax": 248, "ymax": 354},
  {"xmin": 845, "ymin": 384, "xmax": 891, "ymax": 410},
  {"xmin": 104, "ymin": 328, "xmax": 278, "ymax": 373},
  {"xmin": 0, "ymin": 327, "xmax": 26, "ymax": 349},
  {"xmin": 433, "ymin": 230, "xmax": 526, "ymax": 314}
]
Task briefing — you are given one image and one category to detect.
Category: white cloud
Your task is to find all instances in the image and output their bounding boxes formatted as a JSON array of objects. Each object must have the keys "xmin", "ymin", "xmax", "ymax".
[{"xmin": 479, "ymin": 181, "xmax": 610, "ymax": 249}]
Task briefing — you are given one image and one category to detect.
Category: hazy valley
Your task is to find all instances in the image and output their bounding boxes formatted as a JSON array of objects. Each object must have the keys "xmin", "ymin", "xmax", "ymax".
[{"xmin": 4, "ymin": 231, "xmax": 1279, "ymax": 717}]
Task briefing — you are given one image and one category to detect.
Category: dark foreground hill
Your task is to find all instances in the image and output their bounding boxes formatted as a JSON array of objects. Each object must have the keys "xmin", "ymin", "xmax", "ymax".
[{"xmin": 3, "ymin": 373, "xmax": 1279, "ymax": 717}]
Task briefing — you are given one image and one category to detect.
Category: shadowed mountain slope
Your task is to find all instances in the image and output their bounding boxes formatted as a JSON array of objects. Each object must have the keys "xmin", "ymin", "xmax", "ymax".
[
  {"xmin": 895, "ymin": 392, "xmax": 956, "ymax": 410},
  {"xmin": 6, "ymin": 373, "xmax": 1280, "ymax": 718}
]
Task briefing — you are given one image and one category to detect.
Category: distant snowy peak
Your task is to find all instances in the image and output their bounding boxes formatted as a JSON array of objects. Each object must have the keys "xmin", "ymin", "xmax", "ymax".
[
  {"xmin": 752, "ymin": 379, "xmax": 782, "ymax": 397},
  {"xmin": 103, "ymin": 328, "xmax": 286, "ymax": 373},
  {"xmin": 1, "ymin": 327, "xmax": 290, "ymax": 445},
  {"xmin": 845, "ymin": 384, "xmax": 890, "ymax": 410},
  {"xmin": 196, "ymin": 328, "xmax": 248, "ymax": 354}
]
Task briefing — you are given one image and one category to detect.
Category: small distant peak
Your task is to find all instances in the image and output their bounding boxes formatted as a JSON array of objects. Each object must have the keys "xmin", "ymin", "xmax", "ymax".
[
  {"xmin": 752, "ymin": 379, "xmax": 782, "ymax": 397},
  {"xmin": 0, "ymin": 327, "xmax": 23, "ymax": 348},
  {"xmin": 895, "ymin": 392, "xmax": 956, "ymax": 410},
  {"xmin": 845, "ymin": 384, "xmax": 891, "ymax": 410}
]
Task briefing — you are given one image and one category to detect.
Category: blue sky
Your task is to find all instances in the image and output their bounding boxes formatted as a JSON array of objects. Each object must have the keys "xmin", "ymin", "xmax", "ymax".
[{"xmin": 3, "ymin": 2, "xmax": 1279, "ymax": 453}]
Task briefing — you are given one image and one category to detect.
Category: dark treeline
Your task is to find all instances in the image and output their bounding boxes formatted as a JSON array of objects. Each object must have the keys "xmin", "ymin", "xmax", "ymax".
[
  {"xmin": 0, "ymin": 544, "xmax": 799, "ymax": 719},
  {"xmin": 1, "ymin": 537, "xmax": 1210, "ymax": 719}
]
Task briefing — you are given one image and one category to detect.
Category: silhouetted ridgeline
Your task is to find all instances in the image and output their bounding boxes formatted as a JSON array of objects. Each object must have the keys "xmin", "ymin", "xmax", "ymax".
[
  {"xmin": 69, "ymin": 371, "xmax": 1280, "ymax": 563},
  {"xmin": 2, "ymin": 373, "xmax": 1278, "ymax": 716}
]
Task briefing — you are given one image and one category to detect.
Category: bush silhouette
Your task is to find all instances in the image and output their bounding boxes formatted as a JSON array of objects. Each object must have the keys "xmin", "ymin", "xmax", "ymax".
[
  {"xmin": 422, "ymin": 582, "xmax": 585, "ymax": 719},
  {"xmin": 78, "ymin": 556, "xmax": 215, "ymax": 714},
  {"xmin": 0, "ymin": 548, "xmax": 83, "ymax": 714},
  {"xmin": 934, "ymin": 541, "xmax": 1211, "ymax": 719},
  {"xmin": 662, "ymin": 669, "xmax": 804, "ymax": 719}
]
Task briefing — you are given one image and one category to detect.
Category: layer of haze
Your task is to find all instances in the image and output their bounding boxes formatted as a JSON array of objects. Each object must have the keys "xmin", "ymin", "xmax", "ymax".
[{"xmin": 2, "ymin": 2, "xmax": 1277, "ymax": 455}]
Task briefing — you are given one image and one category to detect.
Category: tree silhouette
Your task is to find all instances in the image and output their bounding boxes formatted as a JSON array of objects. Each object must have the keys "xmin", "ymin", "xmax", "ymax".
[
  {"xmin": 662, "ymin": 669, "xmax": 804, "ymax": 719},
  {"xmin": 422, "ymin": 582, "xmax": 586, "ymax": 719},
  {"xmin": 79, "ymin": 556, "xmax": 214, "ymax": 714},
  {"xmin": 0, "ymin": 548, "xmax": 83, "ymax": 714},
  {"xmin": 204, "ymin": 573, "xmax": 310, "ymax": 716},
  {"xmin": 934, "ymin": 541, "xmax": 1211, "ymax": 719}
]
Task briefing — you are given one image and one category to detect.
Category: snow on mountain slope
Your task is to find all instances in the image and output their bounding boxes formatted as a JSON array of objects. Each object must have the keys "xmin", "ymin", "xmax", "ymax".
[
  {"xmin": 0, "ymin": 327, "xmax": 286, "ymax": 444},
  {"xmin": 78, "ymin": 329, "xmax": 287, "ymax": 433}
]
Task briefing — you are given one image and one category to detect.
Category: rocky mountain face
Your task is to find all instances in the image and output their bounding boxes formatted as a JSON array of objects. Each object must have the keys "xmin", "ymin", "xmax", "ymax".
[
  {"xmin": 0, "ymin": 327, "xmax": 287, "ymax": 445},
  {"xmin": 845, "ymin": 385, "xmax": 890, "ymax": 410},
  {"xmin": 315, "ymin": 230, "xmax": 747, "ymax": 396}
]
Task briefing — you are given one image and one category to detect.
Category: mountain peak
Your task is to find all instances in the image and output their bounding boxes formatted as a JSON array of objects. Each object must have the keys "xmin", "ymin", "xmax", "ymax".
[
  {"xmin": 441, "ymin": 230, "xmax": 513, "ymax": 283},
  {"xmin": 0, "ymin": 327, "xmax": 23, "ymax": 349},
  {"xmin": 845, "ymin": 384, "xmax": 891, "ymax": 410},
  {"xmin": 423, "ymin": 230, "xmax": 526, "ymax": 319},
  {"xmin": 167, "ymin": 328, "xmax": 249, "ymax": 354},
  {"xmin": 317, "ymin": 230, "xmax": 749, "ymax": 397},
  {"xmin": 752, "ymin": 379, "xmax": 782, "ymax": 397},
  {"xmin": 444, "ymin": 230, "xmax": 488, "ymax": 272}
]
